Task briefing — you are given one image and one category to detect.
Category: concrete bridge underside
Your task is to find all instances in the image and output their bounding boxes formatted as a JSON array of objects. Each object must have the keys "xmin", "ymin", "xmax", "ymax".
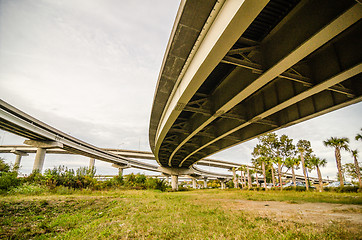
[{"xmin": 150, "ymin": 0, "xmax": 362, "ymax": 169}]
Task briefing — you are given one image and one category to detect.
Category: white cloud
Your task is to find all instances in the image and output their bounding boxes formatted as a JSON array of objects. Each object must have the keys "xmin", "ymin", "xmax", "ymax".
[{"xmin": 0, "ymin": 0, "xmax": 361, "ymax": 179}]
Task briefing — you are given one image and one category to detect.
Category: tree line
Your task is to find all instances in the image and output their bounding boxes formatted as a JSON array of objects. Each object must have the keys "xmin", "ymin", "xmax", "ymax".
[{"xmin": 246, "ymin": 128, "xmax": 362, "ymax": 191}]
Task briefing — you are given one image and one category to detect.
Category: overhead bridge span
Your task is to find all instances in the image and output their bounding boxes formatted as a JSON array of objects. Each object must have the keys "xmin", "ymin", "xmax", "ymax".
[{"xmin": 150, "ymin": 0, "xmax": 362, "ymax": 170}]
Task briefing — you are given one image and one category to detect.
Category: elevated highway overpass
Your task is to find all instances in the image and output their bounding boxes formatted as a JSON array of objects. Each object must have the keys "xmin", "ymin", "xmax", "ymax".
[
  {"xmin": 0, "ymin": 145, "xmax": 331, "ymax": 185},
  {"xmin": 0, "ymin": 100, "xmax": 232, "ymax": 186},
  {"xmin": 150, "ymin": 0, "xmax": 362, "ymax": 181},
  {"xmin": 0, "ymin": 145, "xmax": 241, "ymax": 170}
]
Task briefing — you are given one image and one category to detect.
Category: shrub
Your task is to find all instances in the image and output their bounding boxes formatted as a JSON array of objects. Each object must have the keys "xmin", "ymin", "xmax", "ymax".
[
  {"xmin": 145, "ymin": 178, "xmax": 168, "ymax": 192},
  {"xmin": 0, "ymin": 158, "xmax": 20, "ymax": 192},
  {"xmin": 177, "ymin": 186, "xmax": 191, "ymax": 191},
  {"xmin": 0, "ymin": 171, "xmax": 20, "ymax": 193},
  {"xmin": 24, "ymin": 170, "xmax": 45, "ymax": 185},
  {"xmin": 8, "ymin": 183, "xmax": 46, "ymax": 195}
]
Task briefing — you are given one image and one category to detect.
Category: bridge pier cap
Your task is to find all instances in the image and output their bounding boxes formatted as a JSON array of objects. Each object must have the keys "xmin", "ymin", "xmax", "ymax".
[
  {"xmin": 10, "ymin": 149, "xmax": 28, "ymax": 171},
  {"xmin": 157, "ymin": 166, "xmax": 194, "ymax": 176}
]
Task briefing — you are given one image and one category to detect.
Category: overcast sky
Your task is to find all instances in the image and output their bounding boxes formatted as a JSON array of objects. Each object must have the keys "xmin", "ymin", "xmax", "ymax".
[{"xmin": 0, "ymin": 0, "xmax": 361, "ymax": 180}]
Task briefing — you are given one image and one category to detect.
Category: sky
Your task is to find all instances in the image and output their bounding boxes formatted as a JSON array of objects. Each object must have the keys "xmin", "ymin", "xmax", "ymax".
[{"xmin": 0, "ymin": 0, "xmax": 361, "ymax": 180}]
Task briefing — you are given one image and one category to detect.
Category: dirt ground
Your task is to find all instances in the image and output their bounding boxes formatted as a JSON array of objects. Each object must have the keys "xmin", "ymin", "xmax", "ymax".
[{"xmin": 223, "ymin": 199, "xmax": 362, "ymax": 225}]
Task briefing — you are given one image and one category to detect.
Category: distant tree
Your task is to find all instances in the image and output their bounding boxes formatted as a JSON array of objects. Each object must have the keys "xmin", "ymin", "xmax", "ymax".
[
  {"xmin": 308, "ymin": 155, "xmax": 327, "ymax": 192},
  {"xmin": 257, "ymin": 133, "xmax": 279, "ymax": 188},
  {"xmin": 355, "ymin": 128, "xmax": 362, "ymax": 142},
  {"xmin": 350, "ymin": 150, "xmax": 361, "ymax": 188},
  {"xmin": 284, "ymin": 154, "xmax": 300, "ymax": 188},
  {"xmin": 252, "ymin": 144, "xmax": 270, "ymax": 189},
  {"xmin": 246, "ymin": 166, "xmax": 252, "ymax": 189},
  {"xmin": 0, "ymin": 158, "xmax": 20, "ymax": 192},
  {"xmin": 323, "ymin": 137, "xmax": 349, "ymax": 187},
  {"xmin": 238, "ymin": 166, "xmax": 247, "ymax": 188},
  {"xmin": 297, "ymin": 140, "xmax": 313, "ymax": 190},
  {"xmin": 278, "ymin": 135, "xmax": 295, "ymax": 190},
  {"xmin": 0, "ymin": 158, "xmax": 10, "ymax": 172}
]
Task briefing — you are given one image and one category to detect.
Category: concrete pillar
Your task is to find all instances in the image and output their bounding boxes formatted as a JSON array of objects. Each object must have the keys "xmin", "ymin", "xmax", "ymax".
[
  {"xmin": 118, "ymin": 168, "xmax": 123, "ymax": 177},
  {"xmin": 171, "ymin": 175, "xmax": 178, "ymax": 191},
  {"xmin": 14, "ymin": 155, "xmax": 22, "ymax": 168},
  {"xmin": 33, "ymin": 148, "xmax": 46, "ymax": 172},
  {"xmin": 232, "ymin": 168, "xmax": 238, "ymax": 188},
  {"xmin": 220, "ymin": 180, "xmax": 226, "ymax": 189},
  {"xmin": 192, "ymin": 178, "xmax": 197, "ymax": 189},
  {"xmin": 10, "ymin": 149, "xmax": 28, "ymax": 173},
  {"xmin": 89, "ymin": 158, "xmax": 95, "ymax": 169},
  {"xmin": 247, "ymin": 166, "xmax": 252, "ymax": 189},
  {"xmin": 166, "ymin": 176, "xmax": 170, "ymax": 184},
  {"xmin": 203, "ymin": 178, "xmax": 208, "ymax": 189}
]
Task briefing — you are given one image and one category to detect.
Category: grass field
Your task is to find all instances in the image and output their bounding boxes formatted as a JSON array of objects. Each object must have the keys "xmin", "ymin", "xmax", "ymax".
[{"xmin": 1, "ymin": 189, "xmax": 361, "ymax": 239}]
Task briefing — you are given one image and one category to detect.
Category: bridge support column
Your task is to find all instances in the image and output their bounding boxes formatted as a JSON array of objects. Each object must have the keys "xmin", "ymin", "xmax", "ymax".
[
  {"xmin": 118, "ymin": 168, "xmax": 123, "ymax": 177},
  {"xmin": 192, "ymin": 178, "xmax": 197, "ymax": 189},
  {"xmin": 171, "ymin": 175, "xmax": 178, "ymax": 191},
  {"xmin": 24, "ymin": 140, "xmax": 63, "ymax": 173},
  {"xmin": 112, "ymin": 164, "xmax": 129, "ymax": 177},
  {"xmin": 89, "ymin": 158, "xmax": 95, "ymax": 169},
  {"xmin": 166, "ymin": 176, "xmax": 169, "ymax": 184},
  {"xmin": 10, "ymin": 149, "xmax": 28, "ymax": 173},
  {"xmin": 33, "ymin": 148, "xmax": 46, "ymax": 172},
  {"xmin": 220, "ymin": 180, "xmax": 226, "ymax": 190},
  {"xmin": 15, "ymin": 155, "xmax": 22, "ymax": 168},
  {"xmin": 203, "ymin": 177, "xmax": 208, "ymax": 189},
  {"xmin": 232, "ymin": 167, "xmax": 238, "ymax": 188}
]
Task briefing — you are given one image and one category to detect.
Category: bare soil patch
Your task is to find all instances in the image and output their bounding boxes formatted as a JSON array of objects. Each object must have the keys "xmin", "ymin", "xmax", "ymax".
[{"xmin": 219, "ymin": 198, "xmax": 362, "ymax": 225}]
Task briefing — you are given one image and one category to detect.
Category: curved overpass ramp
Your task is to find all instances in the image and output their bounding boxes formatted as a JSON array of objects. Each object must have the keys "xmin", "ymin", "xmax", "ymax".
[{"xmin": 150, "ymin": 0, "xmax": 362, "ymax": 169}]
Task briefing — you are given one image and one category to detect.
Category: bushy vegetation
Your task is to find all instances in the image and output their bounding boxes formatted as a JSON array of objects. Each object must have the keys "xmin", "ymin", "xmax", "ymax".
[
  {"xmin": 0, "ymin": 160, "xmax": 169, "ymax": 194},
  {"xmin": 324, "ymin": 186, "xmax": 360, "ymax": 193},
  {"xmin": 0, "ymin": 158, "xmax": 20, "ymax": 193}
]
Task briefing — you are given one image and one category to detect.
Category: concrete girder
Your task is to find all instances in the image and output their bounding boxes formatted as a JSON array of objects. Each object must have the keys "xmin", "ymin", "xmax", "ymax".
[
  {"xmin": 161, "ymin": 2, "xmax": 362, "ymax": 167},
  {"xmin": 227, "ymin": 46, "xmax": 260, "ymax": 56},
  {"xmin": 180, "ymin": 64, "xmax": 361, "ymax": 165},
  {"xmin": 24, "ymin": 139, "xmax": 63, "ymax": 149}
]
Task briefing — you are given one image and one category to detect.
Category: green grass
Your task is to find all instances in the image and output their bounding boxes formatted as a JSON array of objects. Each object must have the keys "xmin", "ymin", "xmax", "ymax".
[
  {"xmin": 1, "ymin": 189, "xmax": 361, "ymax": 239},
  {"xmin": 216, "ymin": 189, "xmax": 362, "ymax": 204}
]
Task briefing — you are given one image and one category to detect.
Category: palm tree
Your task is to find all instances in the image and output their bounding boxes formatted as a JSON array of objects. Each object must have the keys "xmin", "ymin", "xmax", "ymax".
[
  {"xmin": 273, "ymin": 156, "xmax": 284, "ymax": 190},
  {"xmin": 270, "ymin": 162, "xmax": 276, "ymax": 187},
  {"xmin": 247, "ymin": 166, "xmax": 252, "ymax": 189},
  {"xmin": 323, "ymin": 137, "xmax": 349, "ymax": 187},
  {"xmin": 251, "ymin": 158, "xmax": 260, "ymax": 187},
  {"xmin": 297, "ymin": 140, "xmax": 312, "ymax": 190},
  {"xmin": 284, "ymin": 156, "xmax": 300, "ymax": 188},
  {"xmin": 351, "ymin": 149, "xmax": 362, "ymax": 188},
  {"xmin": 355, "ymin": 128, "xmax": 362, "ymax": 142},
  {"xmin": 261, "ymin": 156, "xmax": 269, "ymax": 189},
  {"xmin": 238, "ymin": 166, "xmax": 246, "ymax": 188},
  {"xmin": 232, "ymin": 167, "xmax": 238, "ymax": 189},
  {"xmin": 309, "ymin": 155, "xmax": 327, "ymax": 192}
]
